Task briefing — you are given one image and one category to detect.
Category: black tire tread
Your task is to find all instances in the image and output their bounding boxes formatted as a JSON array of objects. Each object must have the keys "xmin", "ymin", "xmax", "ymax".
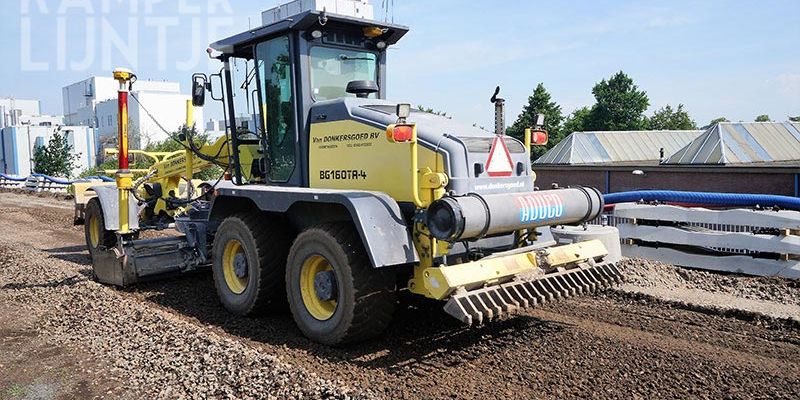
[
  {"xmin": 292, "ymin": 223, "xmax": 396, "ymax": 344},
  {"xmin": 213, "ymin": 213, "xmax": 292, "ymax": 315},
  {"xmin": 85, "ymin": 198, "xmax": 116, "ymax": 255}
]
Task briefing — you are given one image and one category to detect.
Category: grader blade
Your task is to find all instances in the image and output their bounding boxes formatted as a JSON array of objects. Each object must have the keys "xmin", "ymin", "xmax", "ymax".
[{"xmin": 443, "ymin": 262, "xmax": 622, "ymax": 325}]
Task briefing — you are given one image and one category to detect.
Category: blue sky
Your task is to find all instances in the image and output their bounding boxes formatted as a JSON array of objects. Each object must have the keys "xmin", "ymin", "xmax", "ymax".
[{"xmin": 2, "ymin": 0, "xmax": 798, "ymax": 127}]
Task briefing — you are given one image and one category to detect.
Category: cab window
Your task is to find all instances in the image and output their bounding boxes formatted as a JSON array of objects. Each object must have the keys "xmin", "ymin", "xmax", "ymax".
[
  {"xmin": 310, "ymin": 46, "xmax": 377, "ymax": 101},
  {"xmin": 256, "ymin": 36, "xmax": 295, "ymax": 182}
]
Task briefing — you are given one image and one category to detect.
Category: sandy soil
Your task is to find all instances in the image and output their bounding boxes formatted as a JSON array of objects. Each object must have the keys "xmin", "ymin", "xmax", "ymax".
[{"xmin": 1, "ymin": 190, "xmax": 799, "ymax": 399}]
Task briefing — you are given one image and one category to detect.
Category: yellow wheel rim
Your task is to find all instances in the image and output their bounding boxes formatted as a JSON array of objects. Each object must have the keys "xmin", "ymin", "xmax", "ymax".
[
  {"xmin": 300, "ymin": 255, "xmax": 337, "ymax": 321},
  {"xmin": 222, "ymin": 239, "xmax": 248, "ymax": 295},
  {"xmin": 88, "ymin": 215, "xmax": 100, "ymax": 248}
]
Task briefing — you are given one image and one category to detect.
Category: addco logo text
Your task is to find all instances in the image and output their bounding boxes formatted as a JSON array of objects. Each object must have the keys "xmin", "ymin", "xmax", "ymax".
[{"xmin": 516, "ymin": 194, "xmax": 564, "ymax": 223}]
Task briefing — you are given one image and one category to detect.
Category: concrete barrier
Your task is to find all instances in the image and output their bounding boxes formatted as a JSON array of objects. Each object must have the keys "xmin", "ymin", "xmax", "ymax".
[{"xmin": 611, "ymin": 203, "xmax": 800, "ymax": 279}]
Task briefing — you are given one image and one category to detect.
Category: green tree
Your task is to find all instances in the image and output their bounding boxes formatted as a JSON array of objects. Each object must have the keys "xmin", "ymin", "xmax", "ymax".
[
  {"xmin": 508, "ymin": 83, "xmax": 564, "ymax": 159},
  {"xmin": 702, "ymin": 117, "xmax": 729, "ymax": 129},
  {"xmin": 790, "ymin": 116, "xmax": 800, "ymax": 122},
  {"xmin": 755, "ymin": 114, "xmax": 770, "ymax": 122},
  {"xmin": 586, "ymin": 71, "xmax": 649, "ymax": 131},
  {"xmin": 561, "ymin": 106, "xmax": 592, "ymax": 136},
  {"xmin": 648, "ymin": 104, "xmax": 698, "ymax": 130},
  {"xmin": 416, "ymin": 105, "xmax": 447, "ymax": 117},
  {"xmin": 32, "ymin": 131, "xmax": 80, "ymax": 177}
]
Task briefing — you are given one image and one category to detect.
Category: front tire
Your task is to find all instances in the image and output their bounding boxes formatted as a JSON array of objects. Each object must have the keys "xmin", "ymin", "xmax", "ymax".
[
  {"xmin": 84, "ymin": 198, "xmax": 116, "ymax": 259},
  {"xmin": 286, "ymin": 223, "xmax": 396, "ymax": 345},
  {"xmin": 212, "ymin": 214, "xmax": 292, "ymax": 316}
]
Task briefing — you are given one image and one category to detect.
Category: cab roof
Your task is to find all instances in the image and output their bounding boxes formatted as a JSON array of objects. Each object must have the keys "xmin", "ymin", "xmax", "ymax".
[{"xmin": 210, "ymin": 10, "xmax": 409, "ymax": 58}]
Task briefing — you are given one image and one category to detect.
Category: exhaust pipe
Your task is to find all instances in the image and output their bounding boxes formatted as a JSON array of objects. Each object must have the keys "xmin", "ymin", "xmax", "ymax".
[{"xmin": 426, "ymin": 187, "xmax": 604, "ymax": 242}]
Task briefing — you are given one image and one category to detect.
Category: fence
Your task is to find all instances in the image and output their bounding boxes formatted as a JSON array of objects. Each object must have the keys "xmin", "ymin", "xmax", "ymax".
[
  {"xmin": 0, "ymin": 173, "xmax": 26, "ymax": 189},
  {"xmin": 609, "ymin": 203, "xmax": 800, "ymax": 279},
  {"xmin": 0, "ymin": 173, "xmax": 113, "ymax": 194}
]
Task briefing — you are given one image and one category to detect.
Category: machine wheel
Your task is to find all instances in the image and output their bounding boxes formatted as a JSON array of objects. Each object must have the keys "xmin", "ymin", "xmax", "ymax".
[
  {"xmin": 212, "ymin": 213, "xmax": 291, "ymax": 316},
  {"xmin": 286, "ymin": 223, "xmax": 396, "ymax": 345},
  {"xmin": 84, "ymin": 198, "xmax": 117, "ymax": 258}
]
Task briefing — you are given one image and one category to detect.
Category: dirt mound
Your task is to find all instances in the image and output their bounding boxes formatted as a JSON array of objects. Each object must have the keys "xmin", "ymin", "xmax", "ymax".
[{"xmin": 619, "ymin": 257, "xmax": 800, "ymax": 321}]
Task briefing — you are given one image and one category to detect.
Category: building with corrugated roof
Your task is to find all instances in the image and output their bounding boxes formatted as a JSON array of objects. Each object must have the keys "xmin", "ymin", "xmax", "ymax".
[
  {"xmin": 533, "ymin": 122, "xmax": 800, "ymax": 196},
  {"xmin": 664, "ymin": 122, "xmax": 800, "ymax": 165},
  {"xmin": 535, "ymin": 130, "xmax": 703, "ymax": 165}
]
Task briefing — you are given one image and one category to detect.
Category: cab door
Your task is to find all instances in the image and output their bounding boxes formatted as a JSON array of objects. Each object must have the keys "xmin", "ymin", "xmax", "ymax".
[{"xmin": 255, "ymin": 35, "xmax": 299, "ymax": 185}]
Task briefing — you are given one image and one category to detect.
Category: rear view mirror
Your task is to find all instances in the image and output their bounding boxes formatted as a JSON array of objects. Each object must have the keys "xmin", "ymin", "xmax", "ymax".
[{"xmin": 191, "ymin": 74, "xmax": 207, "ymax": 107}]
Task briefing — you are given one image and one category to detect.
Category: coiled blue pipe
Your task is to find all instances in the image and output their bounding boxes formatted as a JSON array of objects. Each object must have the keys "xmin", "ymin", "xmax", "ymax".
[{"xmin": 603, "ymin": 190, "xmax": 800, "ymax": 211}]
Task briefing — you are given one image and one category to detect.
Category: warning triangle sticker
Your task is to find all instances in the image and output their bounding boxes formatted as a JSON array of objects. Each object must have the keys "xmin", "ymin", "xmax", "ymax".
[{"xmin": 486, "ymin": 136, "xmax": 514, "ymax": 177}]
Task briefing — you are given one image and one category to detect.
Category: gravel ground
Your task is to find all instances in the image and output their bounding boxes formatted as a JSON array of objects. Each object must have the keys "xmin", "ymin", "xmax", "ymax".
[
  {"xmin": 620, "ymin": 258, "xmax": 800, "ymax": 305},
  {"xmin": 0, "ymin": 241, "xmax": 368, "ymax": 400},
  {"xmin": 618, "ymin": 258, "xmax": 800, "ymax": 321},
  {"xmin": 1, "ymin": 190, "xmax": 800, "ymax": 399}
]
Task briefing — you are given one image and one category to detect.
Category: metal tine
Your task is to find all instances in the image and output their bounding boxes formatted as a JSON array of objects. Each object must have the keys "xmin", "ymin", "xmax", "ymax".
[
  {"xmin": 533, "ymin": 279, "xmax": 558, "ymax": 300},
  {"xmin": 595, "ymin": 264, "xmax": 619, "ymax": 284},
  {"xmin": 572, "ymin": 269, "xmax": 595, "ymax": 292},
  {"xmin": 586, "ymin": 267, "xmax": 610, "ymax": 287},
  {"xmin": 443, "ymin": 298, "xmax": 471, "ymax": 325},
  {"xmin": 461, "ymin": 295, "xmax": 483, "ymax": 325},
  {"xmin": 524, "ymin": 281, "xmax": 548, "ymax": 304},
  {"xmin": 509, "ymin": 283, "xmax": 534, "ymax": 307},
  {"xmin": 480, "ymin": 291, "xmax": 505, "ymax": 320},
  {"xmin": 584, "ymin": 268, "xmax": 602, "ymax": 291},
  {"xmin": 495, "ymin": 287, "xmax": 519, "ymax": 312},
  {"xmin": 555, "ymin": 275, "xmax": 577, "ymax": 296},
  {"xmin": 471, "ymin": 293, "xmax": 492, "ymax": 322},
  {"xmin": 483, "ymin": 291, "xmax": 504, "ymax": 320},
  {"xmin": 496, "ymin": 285, "xmax": 520, "ymax": 309},
  {"xmin": 544, "ymin": 276, "xmax": 569, "ymax": 298},
  {"xmin": 603, "ymin": 263, "xmax": 624, "ymax": 283},
  {"xmin": 503, "ymin": 284, "xmax": 528, "ymax": 308},
  {"xmin": 572, "ymin": 269, "xmax": 593, "ymax": 293},
  {"xmin": 563, "ymin": 273, "xmax": 583, "ymax": 295}
]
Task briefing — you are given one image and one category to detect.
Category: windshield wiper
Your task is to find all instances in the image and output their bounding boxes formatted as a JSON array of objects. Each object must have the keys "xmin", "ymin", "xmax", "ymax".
[{"xmin": 338, "ymin": 55, "xmax": 373, "ymax": 61}]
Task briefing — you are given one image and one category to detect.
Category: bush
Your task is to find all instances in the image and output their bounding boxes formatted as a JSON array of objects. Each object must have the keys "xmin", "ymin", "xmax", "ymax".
[{"xmin": 32, "ymin": 131, "xmax": 80, "ymax": 178}]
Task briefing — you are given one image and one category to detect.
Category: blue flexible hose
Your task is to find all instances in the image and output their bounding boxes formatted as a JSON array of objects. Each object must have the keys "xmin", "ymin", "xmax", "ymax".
[
  {"xmin": 31, "ymin": 173, "xmax": 74, "ymax": 185},
  {"xmin": 603, "ymin": 190, "xmax": 800, "ymax": 211},
  {"xmin": 83, "ymin": 175, "xmax": 115, "ymax": 182},
  {"xmin": 0, "ymin": 173, "xmax": 27, "ymax": 182}
]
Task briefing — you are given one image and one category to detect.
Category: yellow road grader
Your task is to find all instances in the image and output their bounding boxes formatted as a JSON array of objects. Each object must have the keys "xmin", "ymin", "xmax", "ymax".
[{"xmin": 75, "ymin": 4, "xmax": 622, "ymax": 345}]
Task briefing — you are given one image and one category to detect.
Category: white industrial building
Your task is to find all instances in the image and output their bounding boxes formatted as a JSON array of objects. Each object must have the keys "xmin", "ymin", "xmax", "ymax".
[
  {"xmin": 95, "ymin": 91, "xmax": 203, "ymax": 148},
  {"xmin": 63, "ymin": 77, "xmax": 201, "ymax": 149},
  {"xmin": 1, "ymin": 124, "xmax": 97, "ymax": 177},
  {"xmin": 63, "ymin": 77, "xmax": 180, "ymax": 126},
  {"xmin": 0, "ymin": 98, "xmax": 43, "ymax": 129},
  {"xmin": 204, "ymin": 116, "xmax": 254, "ymax": 141}
]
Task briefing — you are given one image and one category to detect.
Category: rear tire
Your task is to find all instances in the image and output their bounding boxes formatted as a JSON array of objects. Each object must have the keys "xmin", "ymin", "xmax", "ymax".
[
  {"xmin": 212, "ymin": 214, "xmax": 292, "ymax": 316},
  {"xmin": 286, "ymin": 223, "xmax": 396, "ymax": 345},
  {"xmin": 84, "ymin": 198, "xmax": 116, "ymax": 259}
]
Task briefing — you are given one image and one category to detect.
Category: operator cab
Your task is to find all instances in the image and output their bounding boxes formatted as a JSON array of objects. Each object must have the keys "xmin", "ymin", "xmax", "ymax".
[{"xmin": 194, "ymin": 9, "xmax": 408, "ymax": 186}]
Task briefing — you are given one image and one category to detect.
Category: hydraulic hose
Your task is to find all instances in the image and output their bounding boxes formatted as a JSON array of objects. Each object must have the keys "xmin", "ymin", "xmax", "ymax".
[{"xmin": 603, "ymin": 190, "xmax": 800, "ymax": 211}]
